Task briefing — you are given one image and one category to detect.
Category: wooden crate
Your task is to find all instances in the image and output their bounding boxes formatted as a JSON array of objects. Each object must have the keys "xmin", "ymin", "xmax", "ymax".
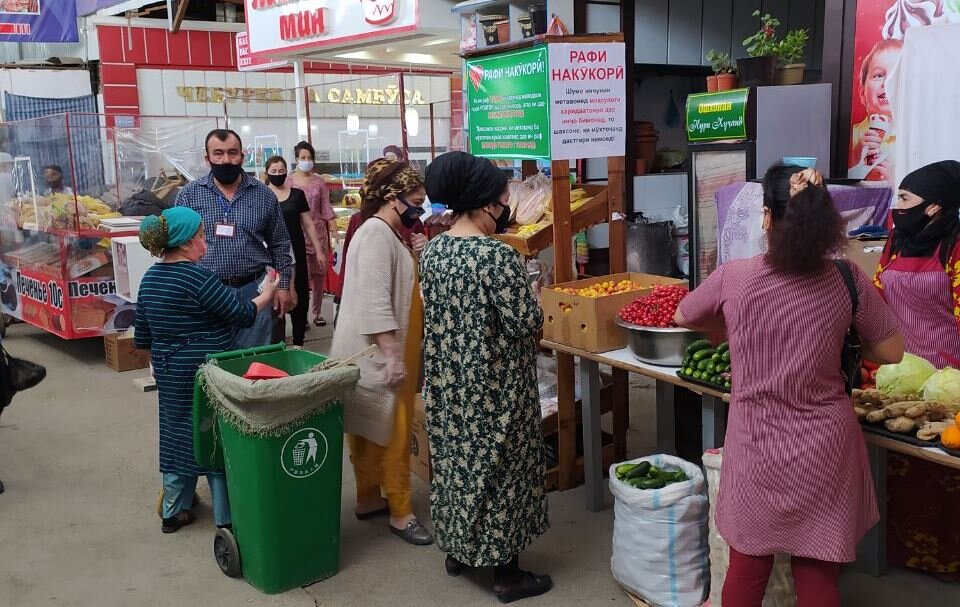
[{"xmin": 541, "ymin": 272, "xmax": 686, "ymax": 353}]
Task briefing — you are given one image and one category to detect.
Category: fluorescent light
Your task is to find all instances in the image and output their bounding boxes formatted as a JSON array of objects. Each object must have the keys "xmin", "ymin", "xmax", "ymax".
[
  {"xmin": 398, "ymin": 53, "xmax": 439, "ymax": 65},
  {"xmin": 240, "ymin": 124, "xmax": 251, "ymax": 134},
  {"xmin": 423, "ymin": 38, "xmax": 454, "ymax": 47},
  {"xmin": 405, "ymin": 108, "xmax": 420, "ymax": 137},
  {"xmin": 368, "ymin": 124, "xmax": 379, "ymax": 137},
  {"xmin": 336, "ymin": 51, "xmax": 376, "ymax": 60},
  {"xmin": 310, "ymin": 124, "xmax": 317, "ymax": 131},
  {"xmin": 346, "ymin": 113, "xmax": 360, "ymax": 133}
]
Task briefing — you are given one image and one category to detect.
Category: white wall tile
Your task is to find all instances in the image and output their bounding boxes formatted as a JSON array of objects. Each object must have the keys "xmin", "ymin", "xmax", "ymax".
[
  {"xmin": 204, "ymin": 71, "xmax": 227, "ymax": 119},
  {"xmin": 182, "ymin": 71, "xmax": 207, "ymax": 117},
  {"xmin": 224, "ymin": 71, "xmax": 247, "ymax": 119},
  {"xmin": 264, "ymin": 72, "xmax": 289, "ymax": 119},
  {"xmin": 137, "ymin": 69, "xmax": 165, "ymax": 116},
  {"xmin": 243, "ymin": 72, "xmax": 268, "ymax": 118},
  {"xmin": 160, "ymin": 70, "xmax": 186, "ymax": 117}
]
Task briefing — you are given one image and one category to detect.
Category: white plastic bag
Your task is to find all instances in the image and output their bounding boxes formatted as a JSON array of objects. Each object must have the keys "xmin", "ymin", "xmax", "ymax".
[
  {"xmin": 702, "ymin": 449, "xmax": 796, "ymax": 607},
  {"xmin": 610, "ymin": 454, "xmax": 709, "ymax": 607}
]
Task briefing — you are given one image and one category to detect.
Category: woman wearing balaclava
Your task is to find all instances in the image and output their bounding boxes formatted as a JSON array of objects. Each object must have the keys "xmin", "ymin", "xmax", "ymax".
[
  {"xmin": 134, "ymin": 207, "xmax": 278, "ymax": 534},
  {"xmin": 874, "ymin": 160, "xmax": 960, "ymax": 575},
  {"xmin": 330, "ymin": 158, "xmax": 433, "ymax": 546},
  {"xmin": 420, "ymin": 152, "xmax": 552, "ymax": 603}
]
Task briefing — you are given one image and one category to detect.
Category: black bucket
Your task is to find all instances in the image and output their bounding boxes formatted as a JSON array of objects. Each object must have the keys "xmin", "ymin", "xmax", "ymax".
[{"xmin": 736, "ymin": 56, "xmax": 777, "ymax": 87}]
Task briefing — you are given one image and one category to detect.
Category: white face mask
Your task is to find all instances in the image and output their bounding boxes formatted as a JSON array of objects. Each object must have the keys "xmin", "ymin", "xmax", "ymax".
[{"xmin": 297, "ymin": 160, "xmax": 314, "ymax": 173}]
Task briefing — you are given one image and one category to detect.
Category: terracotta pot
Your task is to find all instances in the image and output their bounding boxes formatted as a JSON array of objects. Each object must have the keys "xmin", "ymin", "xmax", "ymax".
[
  {"xmin": 495, "ymin": 20, "xmax": 510, "ymax": 44},
  {"xmin": 706, "ymin": 75, "xmax": 718, "ymax": 92},
  {"xmin": 634, "ymin": 159, "xmax": 647, "ymax": 175},
  {"xmin": 774, "ymin": 63, "xmax": 806, "ymax": 85},
  {"xmin": 716, "ymin": 73, "xmax": 738, "ymax": 91},
  {"xmin": 737, "ymin": 55, "xmax": 777, "ymax": 87}
]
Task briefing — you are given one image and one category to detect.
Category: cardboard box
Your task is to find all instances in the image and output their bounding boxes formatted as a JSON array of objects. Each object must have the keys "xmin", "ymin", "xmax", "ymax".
[
  {"xmin": 541, "ymin": 272, "xmax": 687, "ymax": 353},
  {"xmin": 844, "ymin": 238, "xmax": 886, "ymax": 276},
  {"xmin": 104, "ymin": 333, "xmax": 150, "ymax": 372},
  {"xmin": 410, "ymin": 394, "xmax": 432, "ymax": 483}
]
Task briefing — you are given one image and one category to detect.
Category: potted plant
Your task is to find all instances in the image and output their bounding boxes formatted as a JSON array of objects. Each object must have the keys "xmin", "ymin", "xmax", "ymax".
[
  {"xmin": 738, "ymin": 10, "xmax": 779, "ymax": 87},
  {"xmin": 774, "ymin": 28, "xmax": 810, "ymax": 85},
  {"xmin": 706, "ymin": 50, "xmax": 738, "ymax": 92}
]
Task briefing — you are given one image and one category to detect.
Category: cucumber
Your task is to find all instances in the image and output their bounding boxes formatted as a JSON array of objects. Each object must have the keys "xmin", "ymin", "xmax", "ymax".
[
  {"xmin": 711, "ymin": 352, "xmax": 721, "ymax": 362},
  {"xmin": 692, "ymin": 348, "xmax": 716, "ymax": 362},
  {"xmin": 693, "ymin": 371, "xmax": 703, "ymax": 380},
  {"xmin": 707, "ymin": 362, "xmax": 717, "ymax": 374},
  {"xmin": 721, "ymin": 350, "xmax": 731, "ymax": 363},
  {"xmin": 638, "ymin": 477, "xmax": 667, "ymax": 490},
  {"xmin": 683, "ymin": 366, "xmax": 695, "ymax": 376},
  {"xmin": 697, "ymin": 359, "xmax": 711, "ymax": 371},
  {"xmin": 717, "ymin": 342, "xmax": 729, "ymax": 354},
  {"xmin": 625, "ymin": 461, "xmax": 652, "ymax": 479},
  {"xmin": 686, "ymin": 339, "xmax": 712, "ymax": 355}
]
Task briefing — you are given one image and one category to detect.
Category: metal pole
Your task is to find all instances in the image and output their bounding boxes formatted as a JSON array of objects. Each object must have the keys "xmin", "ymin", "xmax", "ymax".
[
  {"xmin": 398, "ymin": 72, "xmax": 409, "ymax": 157},
  {"xmin": 429, "ymin": 102, "xmax": 436, "ymax": 161},
  {"xmin": 293, "ymin": 59, "xmax": 309, "ymax": 142}
]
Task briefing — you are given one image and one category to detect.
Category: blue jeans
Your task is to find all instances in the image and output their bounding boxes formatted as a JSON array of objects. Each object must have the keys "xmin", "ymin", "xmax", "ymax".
[
  {"xmin": 162, "ymin": 472, "xmax": 231, "ymax": 527},
  {"xmin": 230, "ymin": 276, "xmax": 272, "ymax": 350}
]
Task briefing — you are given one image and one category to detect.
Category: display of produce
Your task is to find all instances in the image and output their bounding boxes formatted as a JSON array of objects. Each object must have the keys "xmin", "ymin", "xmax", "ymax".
[
  {"xmin": 677, "ymin": 340, "xmax": 732, "ymax": 391},
  {"xmin": 613, "ymin": 460, "xmax": 688, "ymax": 489},
  {"xmin": 12, "ymin": 193, "xmax": 121, "ymax": 231},
  {"xmin": 852, "ymin": 388, "xmax": 957, "ymax": 440},
  {"xmin": 554, "ymin": 278, "xmax": 650, "ymax": 298},
  {"xmin": 617, "ymin": 284, "xmax": 688, "ymax": 328},
  {"xmin": 875, "ymin": 353, "xmax": 936, "ymax": 395}
]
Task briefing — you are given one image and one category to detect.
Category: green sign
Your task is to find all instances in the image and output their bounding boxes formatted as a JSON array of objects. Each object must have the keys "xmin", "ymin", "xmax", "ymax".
[
  {"xmin": 686, "ymin": 88, "xmax": 749, "ymax": 142},
  {"xmin": 465, "ymin": 46, "xmax": 550, "ymax": 159}
]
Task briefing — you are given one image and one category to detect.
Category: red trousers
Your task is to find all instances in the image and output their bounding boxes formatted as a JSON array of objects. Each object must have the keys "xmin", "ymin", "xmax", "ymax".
[{"xmin": 722, "ymin": 547, "xmax": 842, "ymax": 607}]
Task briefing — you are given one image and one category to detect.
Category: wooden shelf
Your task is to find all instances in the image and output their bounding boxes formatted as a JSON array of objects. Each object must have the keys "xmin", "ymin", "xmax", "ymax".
[
  {"xmin": 495, "ymin": 185, "xmax": 609, "ymax": 257},
  {"xmin": 541, "ymin": 380, "xmax": 613, "ymax": 435}
]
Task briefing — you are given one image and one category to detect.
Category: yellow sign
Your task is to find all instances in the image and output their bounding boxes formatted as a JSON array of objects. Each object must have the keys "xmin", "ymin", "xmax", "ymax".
[{"xmin": 177, "ymin": 85, "xmax": 428, "ymax": 105}]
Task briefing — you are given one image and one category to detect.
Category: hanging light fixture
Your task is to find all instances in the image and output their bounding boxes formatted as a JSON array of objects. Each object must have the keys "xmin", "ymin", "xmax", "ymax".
[
  {"xmin": 405, "ymin": 108, "xmax": 420, "ymax": 137},
  {"xmin": 346, "ymin": 112, "xmax": 360, "ymax": 133}
]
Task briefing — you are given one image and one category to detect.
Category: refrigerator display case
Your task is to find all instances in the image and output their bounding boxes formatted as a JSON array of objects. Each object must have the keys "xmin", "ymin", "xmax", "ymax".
[{"xmin": 685, "ymin": 84, "xmax": 832, "ymax": 285}]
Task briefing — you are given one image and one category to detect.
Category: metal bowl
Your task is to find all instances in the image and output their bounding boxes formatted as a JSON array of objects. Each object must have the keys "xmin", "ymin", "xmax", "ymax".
[{"xmin": 615, "ymin": 319, "xmax": 702, "ymax": 367}]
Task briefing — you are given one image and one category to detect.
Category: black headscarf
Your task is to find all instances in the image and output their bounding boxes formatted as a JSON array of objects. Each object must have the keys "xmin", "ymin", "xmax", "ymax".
[
  {"xmin": 424, "ymin": 152, "xmax": 508, "ymax": 212},
  {"xmin": 893, "ymin": 160, "xmax": 960, "ymax": 261}
]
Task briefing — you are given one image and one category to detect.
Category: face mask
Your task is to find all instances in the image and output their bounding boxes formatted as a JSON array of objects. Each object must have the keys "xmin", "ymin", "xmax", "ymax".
[
  {"xmin": 892, "ymin": 201, "xmax": 932, "ymax": 238},
  {"xmin": 486, "ymin": 203, "xmax": 511, "ymax": 234},
  {"xmin": 297, "ymin": 160, "xmax": 314, "ymax": 173},
  {"xmin": 48, "ymin": 179, "xmax": 63, "ymax": 190},
  {"xmin": 267, "ymin": 173, "xmax": 287, "ymax": 187},
  {"xmin": 395, "ymin": 199, "xmax": 424, "ymax": 229},
  {"xmin": 210, "ymin": 161, "xmax": 244, "ymax": 185}
]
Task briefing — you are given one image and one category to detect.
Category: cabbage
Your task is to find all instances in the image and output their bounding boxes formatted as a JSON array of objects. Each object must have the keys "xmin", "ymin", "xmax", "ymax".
[
  {"xmin": 923, "ymin": 367, "xmax": 960, "ymax": 404},
  {"xmin": 875, "ymin": 353, "xmax": 936, "ymax": 395}
]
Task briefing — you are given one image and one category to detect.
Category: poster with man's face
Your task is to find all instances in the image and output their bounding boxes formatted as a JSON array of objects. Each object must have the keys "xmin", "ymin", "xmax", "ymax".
[{"xmin": 848, "ymin": 1, "xmax": 960, "ymax": 182}]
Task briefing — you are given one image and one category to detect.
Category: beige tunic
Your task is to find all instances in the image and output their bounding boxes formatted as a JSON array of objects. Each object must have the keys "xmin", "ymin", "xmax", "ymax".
[{"xmin": 330, "ymin": 217, "xmax": 414, "ymax": 445}]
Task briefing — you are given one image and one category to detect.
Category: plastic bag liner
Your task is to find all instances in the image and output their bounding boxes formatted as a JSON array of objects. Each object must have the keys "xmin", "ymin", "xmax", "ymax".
[
  {"xmin": 702, "ymin": 449, "xmax": 796, "ymax": 607},
  {"xmin": 610, "ymin": 454, "xmax": 709, "ymax": 607},
  {"xmin": 198, "ymin": 361, "xmax": 360, "ymax": 438}
]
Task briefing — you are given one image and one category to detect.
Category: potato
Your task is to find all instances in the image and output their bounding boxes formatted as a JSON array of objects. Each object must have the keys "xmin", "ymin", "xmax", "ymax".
[{"xmin": 885, "ymin": 416, "xmax": 917, "ymax": 433}]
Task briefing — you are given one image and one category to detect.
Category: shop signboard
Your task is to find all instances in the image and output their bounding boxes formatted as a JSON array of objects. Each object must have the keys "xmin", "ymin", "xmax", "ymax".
[
  {"xmin": 244, "ymin": 0, "xmax": 419, "ymax": 56},
  {"xmin": 236, "ymin": 31, "xmax": 289, "ymax": 72},
  {"xmin": 0, "ymin": 1, "xmax": 79, "ymax": 43},
  {"xmin": 466, "ymin": 46, "xmax": 551, "ymax": 160},
  {"xmin": 685, "ymin": 89, "xmax": 749, "ymax": 143},
  {"xmin": 547, "ymin": 43, "xmax": 627, "ymax": 161}
]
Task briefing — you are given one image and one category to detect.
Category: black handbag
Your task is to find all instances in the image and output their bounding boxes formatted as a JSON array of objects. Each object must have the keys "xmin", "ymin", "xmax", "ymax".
[
  {"xmin": 0, "ymin": 345, "xmax": 46, "ymax": 416},
  {"xmin": 833, "ymin": 260, "xmax": 862, "ymax": 395}
]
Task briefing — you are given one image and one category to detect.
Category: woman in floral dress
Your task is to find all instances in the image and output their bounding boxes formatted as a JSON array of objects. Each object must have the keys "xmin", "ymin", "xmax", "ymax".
[{"xmin": 420, "ymin": 152, "xmax": 551, "ymax": 604}]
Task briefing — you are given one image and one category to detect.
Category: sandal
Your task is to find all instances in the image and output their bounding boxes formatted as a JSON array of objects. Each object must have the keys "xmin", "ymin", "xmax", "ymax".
[
  {"xmin": 313, "ymin": 315, "xmax": 327, "ymax": 327},
  {"xmin": 494, "ymin": 571, "xmax": 553, "ymax": 604},
  {"xmin": 161, "ymin": 510, "xmax": 196, "ymax": 534}
]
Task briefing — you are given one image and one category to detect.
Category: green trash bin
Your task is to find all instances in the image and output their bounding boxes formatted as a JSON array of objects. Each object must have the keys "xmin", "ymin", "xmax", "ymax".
[{"xmin": 196, "ymin": 344, "xmax": 348, "ymax": 594}]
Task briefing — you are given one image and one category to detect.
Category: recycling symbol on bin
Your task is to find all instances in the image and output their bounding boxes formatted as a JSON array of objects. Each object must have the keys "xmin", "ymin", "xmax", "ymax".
[{"xmin": 281, "ymin": 428, "xmax": 328, "ymax": 479}]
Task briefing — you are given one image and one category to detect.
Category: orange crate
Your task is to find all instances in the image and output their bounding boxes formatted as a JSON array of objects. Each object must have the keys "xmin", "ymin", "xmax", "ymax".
[{"xmin": 541, "ymin": 272, "xmax": 686, "ymax": 353}]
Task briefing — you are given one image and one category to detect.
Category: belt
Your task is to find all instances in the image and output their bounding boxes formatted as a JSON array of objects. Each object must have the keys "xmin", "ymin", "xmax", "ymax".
[{"xmin": 221, "ymin": 274, "xmax": 258, "ymax": 287}]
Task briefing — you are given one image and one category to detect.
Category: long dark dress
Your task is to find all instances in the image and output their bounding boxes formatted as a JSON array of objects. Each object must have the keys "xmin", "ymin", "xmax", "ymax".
[
  {"xmin": 419, "ymin": 235, "xmax": 548, "ymax": 567},
  {"xmin": 273, "ymin": 188, "xmax": 310, "ymax": 345},
  {"xmin": 134, "ymin": 262, "xmax": 256, "ymax": 475}
]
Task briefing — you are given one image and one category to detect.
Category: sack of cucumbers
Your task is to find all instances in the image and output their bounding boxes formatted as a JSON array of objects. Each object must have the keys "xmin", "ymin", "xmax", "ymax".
[
  {"xmin": 677, "ymin": 339, "xmax": 731, "ymax": 392},
  {"xmin": 614, "ymin": 460, "xmax": 688, "ymax": 490}
]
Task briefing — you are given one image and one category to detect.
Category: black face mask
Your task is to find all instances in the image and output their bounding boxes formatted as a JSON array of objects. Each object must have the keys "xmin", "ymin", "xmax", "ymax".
[
  {"xmin": 395, "ymin": 199, "xmax": 425, "ymax": 229},
  {"xmin": 267, "ymin": 173, "xmax": 287, "ymax": 187},
  {"xmin": 211, "ymin": 161, "xmax": 244, "ymax": 185},
  {"xmin": 486, "ymin": 203, "xmax": 511, "ymax": 234},
  {"xmin": 47, "ymin": 180, "xmax": 63, "ymax": 191},
  {"xmin": 892, "ymin": 201, "xmax": 933, "ymax": 238}
]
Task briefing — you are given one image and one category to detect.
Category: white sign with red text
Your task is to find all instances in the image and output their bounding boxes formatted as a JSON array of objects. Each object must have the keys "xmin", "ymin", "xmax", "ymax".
[
  {"xmin": 245, "ymin": 0, "xmax": 419, "ymax": 56},
  {"xmin": 236, "ymin": 31, "xmax": 289, "ymax": 71},
  {"xmin": 548, "ymin": 43, "xmax": 626, "ymax": 161}
]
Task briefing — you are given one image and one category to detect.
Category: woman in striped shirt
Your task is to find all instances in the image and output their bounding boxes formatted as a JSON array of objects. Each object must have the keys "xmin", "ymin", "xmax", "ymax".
[
  {"xmin": 134, "ymin": 207, "xmax": 279, "ymax": 534},
  {"xmin": 676, "ymin": 165, "xmax": 904, "ymax": 607}
]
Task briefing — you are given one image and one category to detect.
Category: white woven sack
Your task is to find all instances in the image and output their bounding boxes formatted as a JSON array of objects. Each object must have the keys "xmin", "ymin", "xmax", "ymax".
[
  {"xmin": 609, "ymin": 454, "xmax": 709, "ymax": 607},
  {"xmin": 702, "ymin": 449, "xmax": 796, "ymax": 607}
]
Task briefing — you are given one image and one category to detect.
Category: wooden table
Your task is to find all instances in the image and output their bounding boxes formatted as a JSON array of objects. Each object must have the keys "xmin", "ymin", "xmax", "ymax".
[{"xmin": 541, "ymin": 340, "xmax": 729, "ymax": 512}]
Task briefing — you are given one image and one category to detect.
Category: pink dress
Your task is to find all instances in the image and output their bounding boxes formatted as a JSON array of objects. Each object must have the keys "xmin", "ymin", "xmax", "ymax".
[
  {"xmin": 680, "ymin": 256, "xmax": 899, "ymax": 562},
  {"xmin": 286, "ymin": 173, "xmax": 334, "ymax": 275}
]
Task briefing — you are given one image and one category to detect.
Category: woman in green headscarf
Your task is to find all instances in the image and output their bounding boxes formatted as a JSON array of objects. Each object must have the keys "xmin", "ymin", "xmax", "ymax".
[{"xmin": 134, "ymin": 208, "xmax": 279, "ymax": 533}]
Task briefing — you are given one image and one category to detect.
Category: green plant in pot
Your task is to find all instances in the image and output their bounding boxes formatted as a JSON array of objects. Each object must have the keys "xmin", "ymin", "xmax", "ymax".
[
  {"xmin": 706, "ymin": 50, "xmax": 738, "ymax": 92},
  {"xmin": 774, "ymin": 28, "xmax": 809, "ymax": 85},
  {"xmin": 738, "ymin": 10, "xmax": 779, "ymax": 87}
]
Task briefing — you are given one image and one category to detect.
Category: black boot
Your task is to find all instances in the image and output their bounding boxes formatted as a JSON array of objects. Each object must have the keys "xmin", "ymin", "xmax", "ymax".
[{"xmin": 493, "ymin": 556, "xmax": 553, "ymax": 604}]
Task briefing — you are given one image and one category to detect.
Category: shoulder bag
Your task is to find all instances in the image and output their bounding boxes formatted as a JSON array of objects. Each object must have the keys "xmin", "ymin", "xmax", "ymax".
[{"xmin": 832, "ymin": 260, "xmax": 862, "ymax": 395}]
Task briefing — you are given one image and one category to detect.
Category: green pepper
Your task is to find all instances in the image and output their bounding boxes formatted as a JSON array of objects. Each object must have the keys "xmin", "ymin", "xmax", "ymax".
[
  {"xmin": 692, "ymin": 348, "xmax": 716, "ymax": 362},
  {"xmin": 638, "ymin": 477, "xmax": 667, "ymax": 490}
]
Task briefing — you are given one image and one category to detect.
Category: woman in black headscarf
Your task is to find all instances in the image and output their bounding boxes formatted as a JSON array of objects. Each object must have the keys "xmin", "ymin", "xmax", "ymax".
[
  {"xmin": 874, "ymin": 160, "xmax": 960, "ymax": 574},
  {"xmin": 419, "ymin": 152, "xmax": 552, "ymax": 603}
]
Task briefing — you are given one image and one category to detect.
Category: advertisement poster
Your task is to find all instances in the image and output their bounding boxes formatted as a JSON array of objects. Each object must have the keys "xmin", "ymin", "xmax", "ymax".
[
  {"xmin": 547, "ymin": 43, "xmax": 626, "ymax": 161},
  {"xmin": 245, "ymin": 0, "xmax": 419, "ymax": 55},
  {"xmin": 466, "ymin": 46, "xmax": 551, "ymax": 160},
  {"xmin": 0, "ymin": 1, "xmax": 79, "ymax": 43},
  {"xmin": 848, "ymin": 0, "xmax": 960, "ymax": 182}
]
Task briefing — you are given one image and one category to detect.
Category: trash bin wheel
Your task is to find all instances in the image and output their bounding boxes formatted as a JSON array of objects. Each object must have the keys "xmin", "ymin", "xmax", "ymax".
[{"xmin": 214, "ymin": 528, "xmax": 242, "ymax": 578}]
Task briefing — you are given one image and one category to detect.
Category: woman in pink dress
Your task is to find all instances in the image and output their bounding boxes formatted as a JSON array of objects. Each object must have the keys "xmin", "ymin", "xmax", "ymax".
[
  {"xmin": 287, "ymin": 141, "xmax": 337, "ymax": 327},
  {"xmin": 676, "ymin": 165, "xmax": 904, "ymax": 607},
  {"xmin": 874, "ymin": 160, "xmax": 960, "ymax": 576}
]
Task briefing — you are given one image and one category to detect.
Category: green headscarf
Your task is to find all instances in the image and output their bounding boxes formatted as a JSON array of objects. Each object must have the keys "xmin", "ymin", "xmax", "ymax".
[{"xmin": 139, "ymin": 207, "xmax": 202, "ymax": 257}]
